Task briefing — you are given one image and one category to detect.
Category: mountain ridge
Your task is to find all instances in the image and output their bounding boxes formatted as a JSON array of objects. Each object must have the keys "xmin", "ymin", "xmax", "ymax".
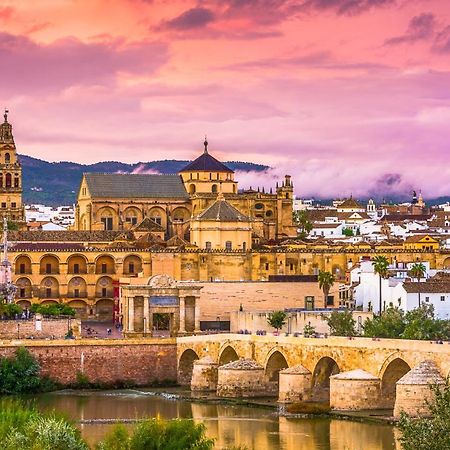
[{"xmin": 18, "ymin": 154, "xmax": 269, "ymax": 206}]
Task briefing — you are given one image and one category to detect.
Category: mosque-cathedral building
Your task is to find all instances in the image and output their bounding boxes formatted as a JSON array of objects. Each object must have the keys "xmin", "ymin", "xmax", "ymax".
[{"xmin": 2, "ymin": 113, "xmax": 450, "ymax": 323}]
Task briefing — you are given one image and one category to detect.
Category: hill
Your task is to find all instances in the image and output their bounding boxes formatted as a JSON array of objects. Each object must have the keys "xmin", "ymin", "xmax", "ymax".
[{"xmin": 18, "ymin": 155, "xmax": 269, "ymax": 206}]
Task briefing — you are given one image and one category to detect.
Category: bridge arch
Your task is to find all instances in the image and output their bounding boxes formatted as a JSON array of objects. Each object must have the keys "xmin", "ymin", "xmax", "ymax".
[
  {"xmin": 218, "ymin": 345, "xmax": 239, "ymax": 366},
  {"xmin": 312, "ymin": 356, "xmax": 340, "ymax": 403},
  {"xmin": 443, "ymin": 257, "xmax": 450, "ymax": 269},
  {"xmin": 379, "ymin": 355, "xmax": 411, "ymax": 408},
  {"xmin": 178, "ymin": 349, "xmax": 199, "ymax": 385},
  {"xmin": 265, "ymin": 349, "xmax": 289, "ymax": 383}
]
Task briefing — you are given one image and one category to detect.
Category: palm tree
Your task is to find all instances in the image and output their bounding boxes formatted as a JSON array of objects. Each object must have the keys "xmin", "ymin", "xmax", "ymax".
[
  {"xmin": 318, "ymin": 270, "xmax": 335, "ymax": 307},
  {"xmin": 409, "ymin": 262, "xmax": 426, "ymax": 307},
  {"xmin": 372, "ymin": 256, "xmax": 389, "ymax": 315}
]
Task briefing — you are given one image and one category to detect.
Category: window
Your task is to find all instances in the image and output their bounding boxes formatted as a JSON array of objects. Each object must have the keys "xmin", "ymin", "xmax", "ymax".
[
  {"xmin": 101, "ymin": 217, "xmax": 113, "ymax": 231},
  {"xmin": 46, "ymin": 288, "xmax": 51, "ymax": 298},
  {"xmin": 101, "ymin": 263, "xmax": 107, "ymax": 274},
  {"xmin": 11, "ymin": 202, "xmax": 16, "ymax": 208},
  {"xmin": 242, "ymin": 242, "xmax": 246, "ymax": 252},
  {"xmin": 126, "ymin": 216, "xmax": 138, "ymax": 225},
  {"xmin": 129, "ymin": 263, "xmax": 135, "ymax": 274},
  {"xmin": 20, "ymin": 288, "xmax": 25, "ymax": 298},
  {"xmin": 425, "ymin": 296, "xmax": 430, "ymax": 302},
  {"xmin": 73, "ymin": 263, "xmax": 79, "ymax": 274},
  {"xmin": 14, "ymin": 178, "xmax": 19, "ymax": 188},
  {"xmin": 265, "ymin": 263, "xmax": 269, "ymax": 270},
  {"xmin": 225, "ymin": 241, "xmax": 232, "ymax": 251},
  {"xmin": 5, "ymin": 173, "xmax": 11, "ymax": 188},
  {"xmin": 151, "ymin": 215, "xmax": 162, "ymax": 225},
  {"xmin": 305, "ymin": 296, "xmax": 315, "ymax": 310},
  {"xmin": 290, "ymin": 263, "xmax": 294, "ymax": 271},
  {"xmin": 74, "ymin": 289, "xmax": 80, "ymax": 298},
  {"xmin": 327, "ymin": 295, "xmax": 334, "ymax": 306},
  {"xmin": 211, "ymin": 184, "xmax": 217, "ymax": 193},
  {"xmin": 102, "ymin": 287, "xmax": 107, "ymax": 297},
  {"xmin": 441, "ymin": 296, "xmax": 445, "ymax": 302},
  {"xmin": 19, "ymin": 263, "xmax": 25, "ymax": 274},
  {"xmin": 46, "ymin": 263, "xmax": 52, "ymax": 274},
  {"xmin": 4, "ymin": 153, "xmax": 10, "ymax": 163},
  {"xmin": 205, "ymin": 241, "xmax": 212, "ymax": 250},
  {"xmin": 1, "ymin": 203, "xmax": 5, "ymax": 208}
]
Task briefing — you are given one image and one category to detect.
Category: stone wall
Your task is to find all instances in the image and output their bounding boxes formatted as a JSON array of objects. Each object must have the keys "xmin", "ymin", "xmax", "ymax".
[
  {"xmin": 0, "ymin": 318, "xmax": 81, "ymax": 340},
  {"xmin": 197, "ymin": 281, "xmax": 339, "ymax": 322},
  {"xmin": 0, "ymin": 339, "xmax": 177, "ymax": 385}
]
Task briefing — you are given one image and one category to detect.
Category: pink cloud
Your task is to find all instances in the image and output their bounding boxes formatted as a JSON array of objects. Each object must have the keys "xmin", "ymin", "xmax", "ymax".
[{"xmin": 1, "ymin": 0, "xmax": 449, "ymax": 201}]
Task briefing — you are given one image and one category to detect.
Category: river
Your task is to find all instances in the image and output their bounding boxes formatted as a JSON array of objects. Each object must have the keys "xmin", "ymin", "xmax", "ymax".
[{"xmin": 32, "ymin": 389, "xmax": 398, "ymax": 450}]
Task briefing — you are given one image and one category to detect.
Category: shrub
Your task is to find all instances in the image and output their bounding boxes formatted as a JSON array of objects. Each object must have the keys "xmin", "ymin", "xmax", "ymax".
[
  {"xmin": 97, "ymin": 418, "xmax": 215, "ymax": 450},
  {"xmin": 0, "ymin": 399, "xmax": 88, "ymax": 450},
  {"xmin": 0, "ymin": 347, "xmax": 50, "ymax": 394},
  {"xmin": 324, "ymin": 310, "xmax": 356, "ymax": 336},
  {"xmin": 398, "ymin": 378, "xmax": 450, "ymax": 450},
  {"xmin": 30, "ymin": 303, "xmax": 75, "ymax": 317}
]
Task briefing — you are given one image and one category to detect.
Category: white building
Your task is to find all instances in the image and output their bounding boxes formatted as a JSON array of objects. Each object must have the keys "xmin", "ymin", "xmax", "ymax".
[{"xmin": 351, "ymin": 260, "xmax": 431, "ymax": 315}]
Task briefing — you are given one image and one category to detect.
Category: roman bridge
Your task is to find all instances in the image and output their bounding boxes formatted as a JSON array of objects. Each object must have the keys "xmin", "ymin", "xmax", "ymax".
[{"xmin": 178, "ymin": 334, "xmax": 450, "ymax": 408}]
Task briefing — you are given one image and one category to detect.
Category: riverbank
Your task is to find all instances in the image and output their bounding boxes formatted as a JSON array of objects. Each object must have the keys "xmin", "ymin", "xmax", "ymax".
[{"xmin": 30, "ymin": 388, "xmax": 398, "ymax": 449}]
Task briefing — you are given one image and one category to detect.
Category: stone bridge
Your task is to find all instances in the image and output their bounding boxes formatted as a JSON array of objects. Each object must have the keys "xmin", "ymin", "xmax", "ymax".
[{"xmin": 177, "ymin": 334, "xmax": 450, "ymax": 410}]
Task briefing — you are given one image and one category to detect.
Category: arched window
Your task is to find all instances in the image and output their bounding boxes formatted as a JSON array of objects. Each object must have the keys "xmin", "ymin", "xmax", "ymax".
[
  {"xmin": 4, "ymin": 153, "xmax": 10, "ymax": 163},
  {"xmin": 5, "ymin": 173, "xmax": 11, "ymax": 188},
  {"xmin": 189, "ymin": 184, "xmax": 196, "ymax": 194},
  {"xmin": 14, "ymin": 176, "xmax": 19, "ymax": 188},
  {"xmin": 211, "ymin": 184, "xmax": 217, "ymax": 193},
  {"xmin": 0, "ymin": 175, "xmax": 3, "ymax": 188},
  {"xmin": 225, "ymin": 241, "xmax": 232, "ymax": 251}
]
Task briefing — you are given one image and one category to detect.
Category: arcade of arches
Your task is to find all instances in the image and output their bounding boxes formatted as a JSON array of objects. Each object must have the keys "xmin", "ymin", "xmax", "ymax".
[{"xmin": 177, "ymin": 334, "xmax": 450, "ymax": 414}]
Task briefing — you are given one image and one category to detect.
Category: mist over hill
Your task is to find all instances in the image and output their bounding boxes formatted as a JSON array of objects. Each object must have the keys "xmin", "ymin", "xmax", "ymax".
[{"xmin": 19, "ymin": 155, "xmax": 269, "ymax": 206}]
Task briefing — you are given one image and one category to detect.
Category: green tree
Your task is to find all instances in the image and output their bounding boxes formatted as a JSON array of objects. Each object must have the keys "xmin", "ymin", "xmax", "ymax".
[
  {"xmin": 342, "ymin": 227, "xmax": 353, "ymax": 237},
  {"xmin": 324, "ymin": 310, "xmax": 356, "ymax": 336},
  {"xmin": 372, "ymin": 255, "xmax": 389, "ymax": 315},
  {"xmin": 318, "ymin": 270, "xmax": 335, "ymax": 306},
  {"xmin": 402, "ymin": 304, "xmax": 450, "ymax": 340},
  {"xmin": 398, "ymin": 378, "xmax": 450, "ymax": 450},
  {"xmin": 0, "ymin": 347, "xmax": 54, "ymax": 394},
  {"xmin": 409, "ymin": 262, "xmax": 427, "ymax": 308},
  {"xmin": 363, "ymin": 307, "xmax": 405, "ymax": 338},
  {"xmin": 30, "ymin": 303, "xmax": 75, "ymax": 317},
  {"xmin": 267, "ymin": 311, "xmax": 287, "ymax": 332},
  {"xmin": 293, "ymin": 210, "xmax": 313, "ymax": 238}
]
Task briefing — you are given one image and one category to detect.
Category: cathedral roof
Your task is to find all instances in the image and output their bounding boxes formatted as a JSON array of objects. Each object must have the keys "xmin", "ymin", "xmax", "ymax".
[
  {"xmin": 133, "ymin": 217, "xmax": 165, "ymax": 232},
  {"xmin": 179, "ymin": 141, "xmax": 233, "ymax": 173},
  {"xmin": 83, "ymin": 173, "xmax": 188, "ymax": 199},
  {"xmin": 196, "ymin": 198, "xmax": 251, "ymax": 222}
]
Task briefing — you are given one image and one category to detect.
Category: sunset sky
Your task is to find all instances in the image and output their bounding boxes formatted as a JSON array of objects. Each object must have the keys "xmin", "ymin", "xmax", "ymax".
[{"xmin": 1, "ymin": 0, "xmax": 450, "ymax": 199}]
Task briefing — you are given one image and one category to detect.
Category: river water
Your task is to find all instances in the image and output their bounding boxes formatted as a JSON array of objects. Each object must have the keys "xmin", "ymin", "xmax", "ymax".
[{"xmin": 32, "ymin": 389, "xmax": 398, "ymax": 450}]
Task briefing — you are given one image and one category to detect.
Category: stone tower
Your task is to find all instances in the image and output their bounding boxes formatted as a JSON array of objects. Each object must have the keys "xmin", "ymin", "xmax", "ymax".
[{"xmin": 0, "ymin": 111, "xmax": 25, "ymax": 224}]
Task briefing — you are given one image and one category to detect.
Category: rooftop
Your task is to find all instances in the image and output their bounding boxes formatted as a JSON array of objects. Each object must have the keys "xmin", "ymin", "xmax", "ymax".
[
  {"xmin": 179, "ymin": 141, "xmax": 233, "ymax": 173},
  {"xmin": 83, "ymin": 173, "xmax": 189, "ymax": 199}
]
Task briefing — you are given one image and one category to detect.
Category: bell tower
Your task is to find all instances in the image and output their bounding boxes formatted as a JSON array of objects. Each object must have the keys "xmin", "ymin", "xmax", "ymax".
[{"xmin": 0, "ymin": 110, "xmax": 25, "ymax": 225}]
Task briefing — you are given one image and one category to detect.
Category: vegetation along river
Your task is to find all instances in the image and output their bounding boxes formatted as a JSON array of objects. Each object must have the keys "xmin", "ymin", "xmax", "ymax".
[{"xmin": 30, "ymin": 389, "xmax": 398, "ymax": 449}]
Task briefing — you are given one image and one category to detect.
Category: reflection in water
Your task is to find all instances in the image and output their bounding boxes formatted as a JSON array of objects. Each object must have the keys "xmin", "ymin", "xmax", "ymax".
[{"xmin": 32, "ymin": 390, "xmax": 397, "ymax": 450}]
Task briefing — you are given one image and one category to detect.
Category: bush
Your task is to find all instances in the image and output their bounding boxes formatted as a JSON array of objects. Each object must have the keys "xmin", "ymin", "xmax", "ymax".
[
  {"xmin": 30, "ymin": 303, "xmax": 75, "ymax": 317},
  {"xmin": 97, "ymin": 418, "xmax": 215, "ymax": 450},
  {"xmin": 398, "ymin": 379, "xmax": 450, "ymax": 450},
  {"xmin": 324, "ymin": 310, "xmax": 356, "ymax": 336},
  {"xmin": 0, "ymin": 347, "xmax": 55, "ymax": 394},
  {"xmin": 0, "ymin": 399, "xmax": 88, "ymax": 450},
  {"xmin": 0, "ymin": 302, "xmax": 22, "ymax": 318},
  {"xmin": 363, "ymin": 305, "xmax": 450, "ymax": 340}
]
